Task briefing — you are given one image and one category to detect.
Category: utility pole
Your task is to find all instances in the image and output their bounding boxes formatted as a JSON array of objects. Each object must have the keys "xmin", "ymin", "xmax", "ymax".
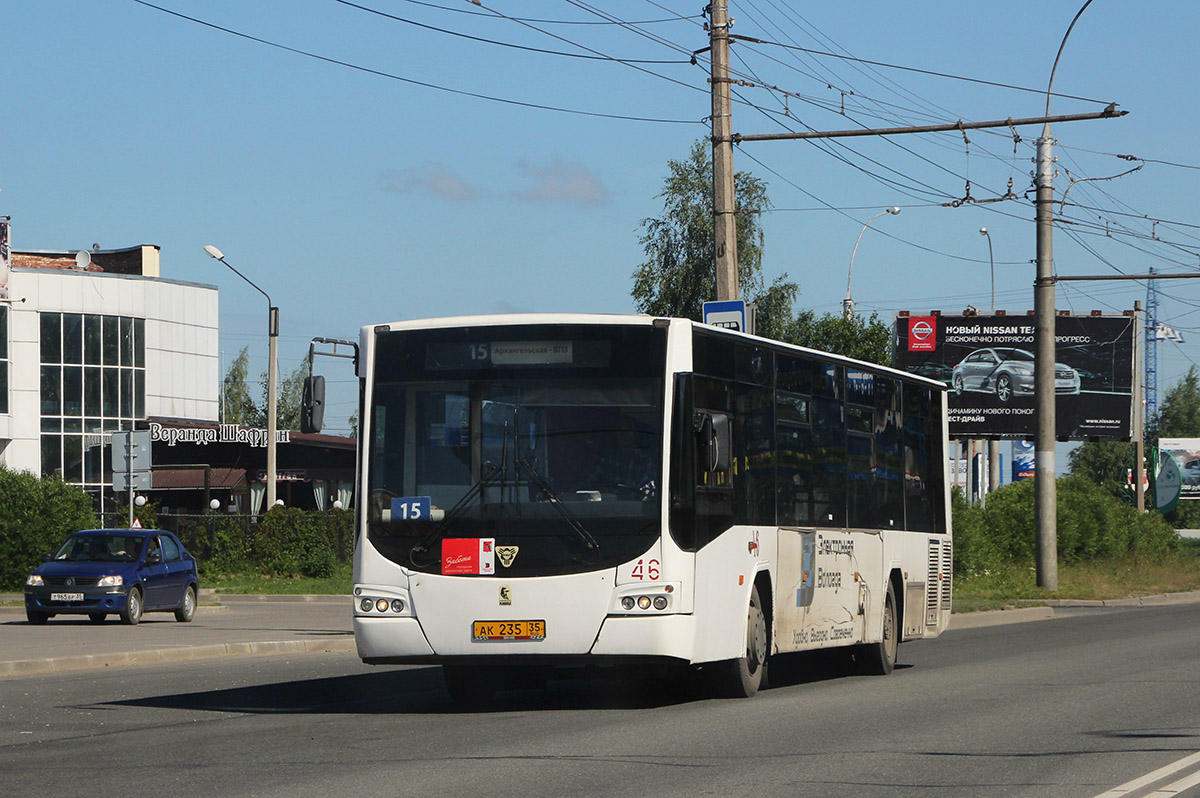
[
  {"xmin": 1033, "ymin": 127, "xmax": 1058, "ymax": 590},
  {"xmin": 709, "ymin": 0, "xmax": 738, "ymax": 302}
]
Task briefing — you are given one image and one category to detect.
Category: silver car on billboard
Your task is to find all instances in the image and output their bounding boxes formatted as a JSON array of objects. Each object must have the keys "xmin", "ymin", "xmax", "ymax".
[{"xmin": 951, "ymin": 347, "xmax": 1080, "ymax": 403}]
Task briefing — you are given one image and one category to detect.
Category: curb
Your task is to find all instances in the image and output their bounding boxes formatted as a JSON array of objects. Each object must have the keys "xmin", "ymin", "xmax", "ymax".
[{"xmin": 0, "ymin": 637, "xmax": 358, "ymax": 678}]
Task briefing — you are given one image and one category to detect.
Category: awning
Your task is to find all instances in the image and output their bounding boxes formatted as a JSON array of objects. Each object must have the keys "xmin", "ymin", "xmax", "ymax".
[{"xmin": 149, "ymin": 467, "xmax": 247, "ymax": 491}]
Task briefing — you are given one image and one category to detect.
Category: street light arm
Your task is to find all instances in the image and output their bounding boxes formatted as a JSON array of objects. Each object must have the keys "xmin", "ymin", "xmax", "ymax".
[
  {"xmin": 204, "ymin": 246, "xmax": 273, "ymax": 307},
  {"xmin": 845, "ymin": 207, "xmax": 900, "ymax": 316}
]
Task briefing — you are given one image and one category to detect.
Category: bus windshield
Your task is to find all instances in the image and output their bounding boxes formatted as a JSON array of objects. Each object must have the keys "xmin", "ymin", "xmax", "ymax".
[{"xmin": 366, "ymin": 323, "xmax": 667, "ymax": 576}]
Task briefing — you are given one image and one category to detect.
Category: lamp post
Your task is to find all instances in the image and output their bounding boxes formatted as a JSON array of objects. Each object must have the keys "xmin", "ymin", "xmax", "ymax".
[
  {"xmin": 979, "ymin": 227, "xmax": 995, "ymax": 314},
  {"xmin": 204, "ymin": 245, "xmax": 279, "ymax": 509},
  {"xmin": 979, "ymin": 226, "xmax": 1000, "ymax": 498},
  {"xmin": 844, "ymin": 206, "xmax": 900, "ymax": 318}
]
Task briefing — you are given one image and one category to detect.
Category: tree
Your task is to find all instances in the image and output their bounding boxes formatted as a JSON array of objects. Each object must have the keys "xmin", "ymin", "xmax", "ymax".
[
  {"xmin": 1148, "ymin": 367, "xmax": 1200, "ymax": 527},
  {"xmin": 785, "ymin": 309, "xmax": 893, "ymax": 366},
  {"xmin": 1148, "ymin": 366, "xmax": 1200, "ymax": 443},
  {"xmin": 632, "ymin": 140, "xmax": 798, "ymax": 337},
  {"xmin": 267, "ymin": 355, "xmax": 310, "ymax": 432},
  {"xmin": 222, "ymin": 347, "xmax": 262, "ymax": 427},
  {"xmin": 631, "ymin": 141, "xmax": 891, "ymax": 366},
  {"xmin": 222, "ymin": 348, "xmax": 312, "ymax": 432},
  {"xmin": 1067, "ymin": 440, "xmax": 1136, "ymax": 501}
]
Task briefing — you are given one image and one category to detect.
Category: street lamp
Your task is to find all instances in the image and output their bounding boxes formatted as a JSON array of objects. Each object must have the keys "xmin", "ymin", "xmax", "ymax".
[
  {"xmin": 844, "ymin": 206, "xmax": 900, "ymax": 318},
  {"xmin": 204, "ymin": 245, "xmax": 279, "ymax": 509},
  {"xmin": 979, "ymin": 227, "xmax": 995, "ymax": 313},
  {"xmin": 979, "ymin": 227, "xmax": 1000, "ymax": 499}
]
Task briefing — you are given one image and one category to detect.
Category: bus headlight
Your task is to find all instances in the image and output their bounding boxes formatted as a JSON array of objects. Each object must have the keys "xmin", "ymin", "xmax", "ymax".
[
  {"xmin": 653, "ymin": 596, "xmax": 668, "ymax": 610},
  {"xmin": 360, "ymin": 598, "xmax": 373, "ymax": 612},
  {"xmin": 637, "ymin": 596, "xmax": 652, "ymax": 610},
  {"xmin": 390, "ymin": 599, "xmax": 406, "ymax": 613}
]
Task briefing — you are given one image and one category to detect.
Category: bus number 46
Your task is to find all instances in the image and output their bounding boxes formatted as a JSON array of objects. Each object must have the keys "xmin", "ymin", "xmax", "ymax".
[{"xmin": 631, "ymin": 558, "xmax": 660, "ymax": 580}]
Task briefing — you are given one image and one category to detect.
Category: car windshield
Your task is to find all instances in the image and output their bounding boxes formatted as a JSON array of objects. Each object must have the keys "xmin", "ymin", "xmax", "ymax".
[
  {"xmin": 54, "ymin": 534, "xmax": 144, "ymax": 563},
  {"xmin": 999, "ymin": 349, "xmax": 1035, "ymax": 362}
]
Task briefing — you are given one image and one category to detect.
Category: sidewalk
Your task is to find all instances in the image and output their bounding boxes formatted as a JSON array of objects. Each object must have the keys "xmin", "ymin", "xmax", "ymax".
[
  {"xmin": 0, "ymin": 591, "xmax": 356, "ymax": 677},
  {"xmin": 3, "ymin": 589, "xmax": 1199, "ymax": 677}
]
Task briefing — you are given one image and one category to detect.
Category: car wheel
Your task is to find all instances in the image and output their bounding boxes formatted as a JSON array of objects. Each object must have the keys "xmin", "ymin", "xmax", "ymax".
[
  {"xmin": 88, "ymin": 613, "xmax": 107, "ymax": 624},
  {"xmin": 952, "ymin": 375, "xmax": 964, "ymax": 395},
  {"xmin": 175, "ymin": 586, "xmax": 197, "ymax": 623},
  {"xmin": 26, "ymin": 610, "xmax": 49, "ymax": 625},
  {"xmin": 996, "ymin": 373, "xmax": 1013, "ymax": 403},
  {"xmin": 120, "ymin": 587, "xmax": 143, "ymax": 626}
]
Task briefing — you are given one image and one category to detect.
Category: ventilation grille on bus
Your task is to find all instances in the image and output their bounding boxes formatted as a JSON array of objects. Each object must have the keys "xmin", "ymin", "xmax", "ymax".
[{"xmin": 926, "ymin": 537, "xmax": 952, "ymax": 626}]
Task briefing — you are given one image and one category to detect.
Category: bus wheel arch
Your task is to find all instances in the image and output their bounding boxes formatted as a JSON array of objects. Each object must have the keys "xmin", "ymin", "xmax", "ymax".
[
  {"xmin": 856, "ymin": 571, "xmax": 901, "ymax": 675},
  {"xmin": 717, "ymin": 575, "xmax": 772, "ymax": 698}
]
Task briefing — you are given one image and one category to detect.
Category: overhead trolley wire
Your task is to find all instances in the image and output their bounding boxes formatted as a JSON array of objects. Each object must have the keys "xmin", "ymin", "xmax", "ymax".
[{"xmin": 131, "ymin": 0, "xmax": 700, "ymax": 124}]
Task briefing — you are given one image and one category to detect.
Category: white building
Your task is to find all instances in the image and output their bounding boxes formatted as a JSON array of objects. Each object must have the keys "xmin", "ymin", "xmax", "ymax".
[{"xmin": 0, "ymin": 239, "xmax": 219, "ymax": 491}]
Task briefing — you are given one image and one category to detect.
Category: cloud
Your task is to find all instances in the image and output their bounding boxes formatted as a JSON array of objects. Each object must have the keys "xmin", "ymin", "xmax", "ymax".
[
  {"xmin": 378, "ymin": 163, "xmax": 479, "ymax": 203},
  {"xmin": 509, "ymin": 158, "xmax": 611, "ymax": 208},
  {"xmin": 377, "ymin": 158, "xmax": 610, "ymax": 209}
]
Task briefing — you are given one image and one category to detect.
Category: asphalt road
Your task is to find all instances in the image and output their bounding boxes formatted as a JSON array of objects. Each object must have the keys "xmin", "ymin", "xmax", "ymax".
[{"xmin": 2, "ymin": 599, "xmax": 1200, "ymax": 797}]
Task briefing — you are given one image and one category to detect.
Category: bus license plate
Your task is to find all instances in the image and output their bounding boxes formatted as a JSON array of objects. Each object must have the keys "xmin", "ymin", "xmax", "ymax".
[
  {"xmin": 51, "ymin": 592, "xmax": 84, "ymax": 602},
  {"xmin": 472, "ymin": 620, "xmax": 546, "ymax": 641}
]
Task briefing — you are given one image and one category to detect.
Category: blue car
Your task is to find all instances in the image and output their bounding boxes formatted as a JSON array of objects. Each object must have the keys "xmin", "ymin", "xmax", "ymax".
[{"xmin": 25, "ymin": 529, "xmax": 199, "ymax": 625}]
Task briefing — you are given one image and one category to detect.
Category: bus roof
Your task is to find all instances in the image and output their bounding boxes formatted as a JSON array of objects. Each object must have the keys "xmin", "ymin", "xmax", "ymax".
[{"xmin": 361, "ymin": 313, "xmax": 946, "ymax": 391}]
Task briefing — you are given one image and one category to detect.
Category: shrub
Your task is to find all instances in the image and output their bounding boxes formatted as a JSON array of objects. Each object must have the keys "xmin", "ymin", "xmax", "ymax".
[
  {"xmin": 0, "ymin": 466, "xmax": 99, "ymax": 590},
  {"xmin": 953, "ymin": 475, "xmax": 1181, "ymax": 580}
]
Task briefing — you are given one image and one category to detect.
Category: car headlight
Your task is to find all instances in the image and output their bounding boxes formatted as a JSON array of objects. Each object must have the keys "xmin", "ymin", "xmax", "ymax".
[
  {"xmin": 97, "ymin": 575, "xmax": 124, "ymax": 587},
  {"xmin": 26, "ymin": 575, "xmax": 44, "ymax": 587}
]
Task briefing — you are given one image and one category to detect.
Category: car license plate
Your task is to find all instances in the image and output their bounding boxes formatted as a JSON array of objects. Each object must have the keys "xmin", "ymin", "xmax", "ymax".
[
  {"xmin": 51, "ymin": 592, "xmax": 84, "ymax": 602},
  {"xmin": 472, "ymin": 620, "xmax": 546, "ymax": 641}
]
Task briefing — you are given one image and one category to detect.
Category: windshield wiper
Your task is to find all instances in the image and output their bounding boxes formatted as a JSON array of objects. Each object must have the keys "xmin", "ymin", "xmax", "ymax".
[
  {"xmin": 514, "ymin": 457, "xmax": 601, "ymax": 560},
  {"xmin": 410, "ymin": 462, "xmax": 505, "ymax": 566}
]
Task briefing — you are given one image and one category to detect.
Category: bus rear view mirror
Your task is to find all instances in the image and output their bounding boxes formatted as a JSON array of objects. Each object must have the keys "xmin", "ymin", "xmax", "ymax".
[
  {"xmin": 301, "ymin": 375, "xmax": 326, "ymax": 433},
  {"xmin": 695, "ymin": 411, "xmax": 731, "ymax": 473}
]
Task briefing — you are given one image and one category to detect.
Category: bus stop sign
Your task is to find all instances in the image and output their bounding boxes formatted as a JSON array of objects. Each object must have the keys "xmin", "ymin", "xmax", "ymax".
[{"xmin": 703, "ymin": 300, "xmax": 747, "ymax": 332}]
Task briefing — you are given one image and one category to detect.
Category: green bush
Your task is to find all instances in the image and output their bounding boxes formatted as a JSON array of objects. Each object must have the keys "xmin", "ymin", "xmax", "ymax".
[
  {"xmin": 953, "ymin": 476, "xmax": 1180, "ymax": 580},
  {"xmin": 251, "ymin": 505, "xmax": 341, "ymax": 577},
  {"xmin": 0, "ymin": 466, "xmax": 99, "ymax": 590}
]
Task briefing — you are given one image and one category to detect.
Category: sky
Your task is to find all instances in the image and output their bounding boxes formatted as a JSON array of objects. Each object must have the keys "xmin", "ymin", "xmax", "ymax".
[{"xmin": 4, "ymin": 1, "xmax": 1200, "ymax": 443}]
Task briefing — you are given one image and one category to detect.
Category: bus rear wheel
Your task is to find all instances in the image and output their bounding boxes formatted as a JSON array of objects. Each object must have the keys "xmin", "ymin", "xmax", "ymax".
[
  {"xmin": 718, "ymin": 584, "xmax": 767, "ymax": 698},
  {"xmin": 857, "ymin": 581, "xmax": 898, "ymax": 675}
]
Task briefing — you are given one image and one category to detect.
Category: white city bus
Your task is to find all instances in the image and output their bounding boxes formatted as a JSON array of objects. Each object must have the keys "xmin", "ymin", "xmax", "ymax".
[{"xmin": 336, "ymin": 314, "xmax": 951, "ymax": 700}]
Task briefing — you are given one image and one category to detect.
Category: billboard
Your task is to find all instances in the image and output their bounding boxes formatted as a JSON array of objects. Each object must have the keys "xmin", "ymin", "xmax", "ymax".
[
  {"xmin": 894, "ymin": 313, "xmax": 1135, "ymax": 440},
  {"xmin": 1158, "ymin": 438, "xmax": 1200, "ymax": 501}
]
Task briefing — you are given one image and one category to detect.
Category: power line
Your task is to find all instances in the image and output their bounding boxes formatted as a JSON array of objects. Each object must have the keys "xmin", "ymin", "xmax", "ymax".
[
  {"xmin": 333, "ymin": 0, "xmax": 690, "ymax": 64},
  {"xmin": 131, "ymin": 0, "xmax": 700, "ymax": 124}
]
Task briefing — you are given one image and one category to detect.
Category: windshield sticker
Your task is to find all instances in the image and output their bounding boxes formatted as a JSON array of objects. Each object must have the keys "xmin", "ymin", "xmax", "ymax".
[{"xmin": 442, "ymin": 538, "xmax": 496, "ymax": 575}]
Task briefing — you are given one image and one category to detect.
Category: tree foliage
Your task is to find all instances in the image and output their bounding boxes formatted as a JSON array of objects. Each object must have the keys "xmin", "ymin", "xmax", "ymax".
[
  {"xmin": 0, "ymin": 466, "xmax": 99, "ymax": 590},
  {"xmin": 222, "ymin": 347, "xmax": 262, "ymax": 427},
  {"xmin": 632, "ymin": 140, "xmax": 798, "ymax": 337},
  {"xmin": 221, "ymin": 347, "xmax": 311, "ymax": 432},
  {"xmin": 632, "ymin": 140, "xmax": 891, "ymax": 366},
  {"xmin": 785, "ymin": 309, "xmax": 892, "ymax": 366}
]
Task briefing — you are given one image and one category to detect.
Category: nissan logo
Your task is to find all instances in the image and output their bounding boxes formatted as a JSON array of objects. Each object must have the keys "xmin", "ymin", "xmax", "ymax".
[{"xmin": 911, "ymin": 320, "xmax": 934, "ymax": 341}]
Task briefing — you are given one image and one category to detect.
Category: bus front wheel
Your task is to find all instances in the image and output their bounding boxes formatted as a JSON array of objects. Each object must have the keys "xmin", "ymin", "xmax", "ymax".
[{"xmin": 718, "ymin": 584, "xmax": 767, "ymax": 698}]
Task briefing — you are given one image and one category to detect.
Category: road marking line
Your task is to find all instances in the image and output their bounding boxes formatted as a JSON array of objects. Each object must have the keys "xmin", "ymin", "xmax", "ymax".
[
  {"xmin": 1094, "ymin": 750, "xmax": 1200, "ymax": 797},
  {"xmin": 1147, "ymin": 767, "xmax": 1200, "ymax": 796}
]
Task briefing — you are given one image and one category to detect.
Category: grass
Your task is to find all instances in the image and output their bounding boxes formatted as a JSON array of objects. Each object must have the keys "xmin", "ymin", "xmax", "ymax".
[
  {"xmin": 201, "ymin": 561, "xmax": 353, "ymax": 595},
  {"xmin": 953, "ymin": 540, "xmax": 1200, "ymax": 612}
]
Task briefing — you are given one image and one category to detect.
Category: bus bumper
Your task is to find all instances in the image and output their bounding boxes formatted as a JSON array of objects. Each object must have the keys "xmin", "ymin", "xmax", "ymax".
[
  {"xmin": 355, "ymin": 616, "xmax": 436, "ymax": 660},
  {"xmin": 590, "ymin": 613, "xmax": 695, "ymax": 661}
]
